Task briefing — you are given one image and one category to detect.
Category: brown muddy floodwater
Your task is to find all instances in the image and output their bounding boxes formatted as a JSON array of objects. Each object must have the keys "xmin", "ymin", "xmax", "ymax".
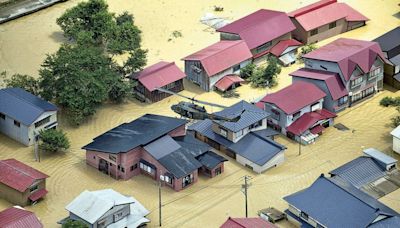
[{"xmin": 0, "ymin": 0, "xmax": 400, "ymax": 227}]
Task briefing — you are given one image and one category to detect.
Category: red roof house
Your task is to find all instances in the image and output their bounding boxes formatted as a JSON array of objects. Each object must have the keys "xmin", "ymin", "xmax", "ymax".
[
  {"xmin": 0, "ymin": 159, "xmax": 49, "ymax": 206},
  {"xmin": 183, "ymin": 40, "xmax": 252, "ymax": 91},
  {"xmin": 260, "ymin": 82, "xmax": 336, "ymax": 144},
  {"xmin": 132, "ymin": 61, "xmax": 185, "ymax": 103},
  {"xmin": 288, "ymin": 0, "xmax": 369, "ymax": 44},
  {"xmin": 0, "ymin": 207, "xmax": 43, "ymax": 228},
  {"xmin": 220, "ymin": 217, "xmax": 277, "ymax": 228},
  {"xmin": 214, "ymin": 74, "xmax": 244, "ymax": 92},
  {"xmin": 217, "ymin": 9, "xmax": 299, "ymax": 65}
]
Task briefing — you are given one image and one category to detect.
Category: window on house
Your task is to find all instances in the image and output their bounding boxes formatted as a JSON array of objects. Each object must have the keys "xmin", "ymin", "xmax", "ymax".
[
  {"xmin": 338, "ymin": 96, "xmax": 348, "ymax": 106},
  {"xmin": 164, "ymin": 82, "xmax": 176, "ymax": 90},
  {"xmin": 329, "ymin": 21, "xmax": 337, "ymax": 29},
  {"xmin": 350, "ymin": 76, "xmax": 363, "ymax": 88},
  {"xmin": 271, "ymin": 109, "xmax": 280, "ymax": 121},
  {"xmin": 310, "ymin": 28, "xmax": 318, "ymax": 36},
  {"xmin": 14, "ymin": 120, "xmax": 20, "ymax": 127},
  {"xmin": 320, "ymin": 65, "xmax": 327, "ymax": 70},
  {"xmin": 250, "ymin": 120, "xmax": 262, "ymax": 129},
  {"xmin": 165, "ymin": 175, "xmax": 173, "ymax": 184},
  {"xmin": 0, "ymin": 113, "xmax": 5, "ymax": 120},
  {"xmin": 30, "ymin": 185, "xmax": 39, "ymax": 193},
  {"xmin": 300, "ymin": 211, "xmax": 309, "ymax": 221},
  {"xmin": 97, "ymin": 219, "xmax": 107, "ymax": 228},
  {"xmin": 114, "ymin": 211, "xmax": 125, "ymax": 222},
  {"xmin": 236, "ymin": 130, "xmax": 243, "ymax": 137},
  {"xmin": 220, "ymin": 128, "xmax": 228, "ymax": 137},
  {"xmin": 256, "ymin": 41, "xmax": 272, "ymax": 53},
  {"xmin": 182, "ymin": 174, "xmax": 194, "ymax": 188},
  {"xmin": 140, "ymin": 162, "xmax": 154, "ymax": 174},
  {"xmin": 311, "ymin": 102, "xmax": 320, "ymax": 112},
  {"xmin": 109, "ymin": 155, "xmax": 116, "ymax": 162},
  {"xmin": 232, "ymin": 64, "xmax": 241, "ymax": 72},
  {"xmin": 369, "ymin": 67, "xmax": 382, "ymax": 80},
  {"xmin": 131, "ymin": 164, "xmax": 138, "ymax": 171},
  {"xmin": 118, "ymin": 165, "xmax": 125, "ymax": 173},
  {"xmin": 292, "ymin": 111, "xmax": 301, "ymax": 120},
  {"xmin": 34, "ymin": 116, "xmax": 50, "ymax": 128}
]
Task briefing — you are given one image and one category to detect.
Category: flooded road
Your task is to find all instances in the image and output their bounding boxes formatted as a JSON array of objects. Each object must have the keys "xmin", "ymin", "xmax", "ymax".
[{"xmin": 0, "ymin": 0, "xmax": 400, "ymax": 227}]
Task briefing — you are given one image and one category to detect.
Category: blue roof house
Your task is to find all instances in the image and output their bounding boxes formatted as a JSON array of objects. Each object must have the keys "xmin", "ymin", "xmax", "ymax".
[
  {"xmin": 0, "ymin": 88, "xmax": 58, "ymax": 146},
  {"xmin": 284, "ymin": 174, "xmax": 400, "ymax": 228},
  {"xmin": 188, "ymin": 100, "xmax": 285, "ymax": 174}
]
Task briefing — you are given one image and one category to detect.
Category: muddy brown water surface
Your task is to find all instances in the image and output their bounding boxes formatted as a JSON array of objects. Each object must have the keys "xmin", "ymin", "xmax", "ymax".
[{"xmin": 1, "ymin": 0, "xmax": 400, "ymax": 227}]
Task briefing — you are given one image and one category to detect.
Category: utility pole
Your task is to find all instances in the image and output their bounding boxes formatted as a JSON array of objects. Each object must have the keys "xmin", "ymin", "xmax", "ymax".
[
  {"xmin": 159, "ymin": 180, "xmax": 162, "ymax": 227},
  {"xmin": 242, "ymin": 175, "xmax": 251, "ymax": 218},
  {"xmin": 298, "ymin": 138, "xmax": 301, "ymax": 156}
]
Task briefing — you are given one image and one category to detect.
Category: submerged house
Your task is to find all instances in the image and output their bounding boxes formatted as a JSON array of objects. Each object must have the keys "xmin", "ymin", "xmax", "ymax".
[
  {"xmin": 0, "ymin": 206, "xmax": 43, "ymax": 228},
  {"xmin": 288, "ymin": 0, "xmax": 368, "ymax": 44},
  {"xmin": 0, "ymin": 159, "xmax": 49, "ymax": 206},
  {"xmin": 291, "ymin": 38, "xmax": 385, "ymax": 113},
  {"xmin": 188, "ymin": 101, "xmax": 286, "ymax": 173},
  {"xmin": 182, "ymin": 40, "xmax": 252, "ymax": 91},
  {"xmin": 131, "ymin": 61, "xmax": 185, "ymax": 103},
  {"xmin": 329, "ymin": 148, "xmax": 399, "ymax": 199},
  {"xmin": 0, "ymin": 88, "xmax": 58, "ymax": 146},
  {"xmin": 260, "ymin": 81, "xmax": 336, "ymax": 144},
  {"xmin": 82, "ymin": 114, "xmax": 227, "ymax": 191},
  {"xmin": 373, "ymin": 27, "xmax": 400, "ymax": 89},
  {"xmin": 284, "ymin": 174, "xmax": 400, "ymax": 228},
  {"xmin": 60, "ymin": 189, "xmax": 149, "ymax": 228},
  {"xmin": 217, "ymin": 9, "xmax": 299, "ymax": 66}
]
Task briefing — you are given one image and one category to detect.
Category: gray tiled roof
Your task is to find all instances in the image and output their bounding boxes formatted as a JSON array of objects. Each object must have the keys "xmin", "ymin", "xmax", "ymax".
[
  {"xmin": 189, "ymin": 119, "xmax": 286, "ymax": 166},
  {"xmin": 214, "ymin": 100, "xmax": 269, "ymax": 132},
  {"xmin": 284, "ymin": 175, "xmax": 399, "ymax": 228},
  {"xmin": 196, "ymin": 151, "xmax": 227, "ymax": 169},
  {"xmin": 82, "ymin": 114, "xmax": 187, "ymax": 153},
  {"xmin": 143, "ymin": 135, "xmax": 181, "ymax": 160},
  {"xmin": 0, "ymin": 88, "xmax": 57, "ymax": 125},
  {"xmin": 158, "ymin": 148, "xmax": 202, "ymax": 178}
]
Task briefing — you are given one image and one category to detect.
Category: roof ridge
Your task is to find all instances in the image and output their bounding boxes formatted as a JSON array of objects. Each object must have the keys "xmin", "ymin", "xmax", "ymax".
[
  {"xmin": 290, "ymin": 0, "xmax": 337, "ymax": 18},
  {"xmin": 4, "ymin": 89, "xmax": 49, "ymax": 114},
  {"xmin": 199, "ymin": 40, "xmax": 245, "ymax": 61},
  {"xmin": 238, "ymin": 10, "xmax": 285, "ymax": 33},
  {"xmin": 0, "ymin": 160, "xmax": 39, "ymax": 181},
  {"xmin": 138, "ymin": 62, "xmax": 174, "ymax": 79}
]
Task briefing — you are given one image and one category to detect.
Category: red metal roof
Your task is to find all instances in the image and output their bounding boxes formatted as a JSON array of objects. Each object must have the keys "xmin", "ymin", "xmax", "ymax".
[
  {"xmin": 217, "ymin": 9, "xmax": 295, "ymax": 50},
  {"xmin": 255, "ymin": 102, "xmax": 265, "ymax": 110},
  {"xmin": 183, "ymin": 41, "xmax": 252, "ymax": 77},
  {"xmin": 286, "ymin": 109, "xmax": 336, "ymax": 135},
  {"xmin": 215, "ymin": 74, "xmax": 244, "ymax": 91},
  {"xmin": 310, "ymin": 124, "xmax": 325, "ymax": 134},
  {"xmin": 0, "ymin": 207, "xmax": 43, "ymax": 228},
  {"xmin": 290, "ymin": 68, "xmax": 348, "ymax": 100},
  {"xmin": 288, "ymin": 0, "xmax": 368, "ymax": 31},
  {"xmin": 261, "ymin": 81, "xmax": 326, "ymax": 114},
  {"xmin": 270, "ymin": 39, "xmax": 302, "ymax": 57},
  {"xmin": 304, "ymin": 38, "xmax": 386, "ymax": 81},
  {"xmin": 220, "ymin": 217, "xmax": 277, "ymax": 228},
  {"xmin": 0, "ymin": 159, "xmax": 49, "ymax": 192},
  {"xmin": 29, "ymin": 189, "xmax": 48, "ymax": 202},
  {"xmin": 134, "ymin": 61, "xmax": 185, "ymax": 92}
]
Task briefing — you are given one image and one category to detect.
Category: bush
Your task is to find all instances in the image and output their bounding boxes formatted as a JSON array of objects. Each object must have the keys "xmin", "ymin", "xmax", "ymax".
[
  {"xmin": 380, "ymin": 96, "xmax": 395, "ymax": 107},
  {"xmin": 39, "ymin": 129, "xmax": 70, "ymax": 152},
  {"xmin": 239, "ymin": 63, "xmax": 256, "ymax": 79},
  {"xmin": 62, "ymin": 219, "xmax": 88, "ymax": 228},
  {"xmin": 247, "ymin": 57, "xmax": 280, "ymax": 88},
  {"xmin": 1, "ymin": 72, "xmax": 40, "ymax": 95},
  {"xmin": 392, "ymin": 116, "xmax": 400, "ymax": 128}
]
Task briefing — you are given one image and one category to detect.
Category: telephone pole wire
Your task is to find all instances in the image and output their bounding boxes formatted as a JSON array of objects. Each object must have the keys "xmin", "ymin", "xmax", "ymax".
[{"xmin": 242, "ymin": 175, "xmax": 251, "ymax": 218}]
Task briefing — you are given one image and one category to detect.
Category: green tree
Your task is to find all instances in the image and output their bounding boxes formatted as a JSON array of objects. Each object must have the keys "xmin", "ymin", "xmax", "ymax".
[
  {"xmin": 62, "ymin": 219, "xmax": 88, "ymax": 228},
  {"xmin": 239, "ymin": 63, "xmax": 256, "ymax": 80},
  {"xmin": 39, "ymin": 129, "xmax": 70, "ymax": 152},
  {"xmin": 248, "ymin": 57, "xmax": 281, "ymax": 88},
  {"xmin": 299, "ymin": 44, "xmax": 317, "ymax": 62},
  {"xmin": 0, "ymin": 71, "xmax": 40, "ymax": 95}
]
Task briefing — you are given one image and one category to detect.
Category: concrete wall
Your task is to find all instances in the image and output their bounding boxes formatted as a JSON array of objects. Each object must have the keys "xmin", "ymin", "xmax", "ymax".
[{"xmin": 236, "ymin": 151, "xmax": 284, "ymax": 174}]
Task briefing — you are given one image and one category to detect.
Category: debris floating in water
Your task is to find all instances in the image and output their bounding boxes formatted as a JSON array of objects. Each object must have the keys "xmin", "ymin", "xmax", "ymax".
[{"xmin": 334, "ymin": 123, "xmax": 350, "ymax": 131}]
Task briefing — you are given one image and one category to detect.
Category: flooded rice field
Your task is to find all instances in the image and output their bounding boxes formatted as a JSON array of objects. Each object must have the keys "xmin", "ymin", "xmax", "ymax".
[{"xmin": 0, "ymin": 0, "xmax": 400, "ymax": 227}]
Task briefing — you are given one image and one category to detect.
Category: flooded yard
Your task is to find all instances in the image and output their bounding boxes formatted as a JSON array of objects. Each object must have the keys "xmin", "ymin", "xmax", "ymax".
[{"xmin": 0, "ymin": 0, "xmax": 399, "ymax": 227}]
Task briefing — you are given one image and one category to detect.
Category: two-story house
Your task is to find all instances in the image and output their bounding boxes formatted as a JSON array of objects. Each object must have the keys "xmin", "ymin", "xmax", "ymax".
[
  {"xmin": 82, "ymin": 114, "xmax": 227, "ymax": 191},
  {"xmin": 283, "ymin": 174, "xmax": 400, "ymax": 227},
  {"xmin": 260, "ymin": 82, "xmax": 336, "ymax": 144},
  {"xmin": 291, "ymin": 38, "xmax": 386, "ymax": 113},
  {"xmin": 0, "ymin": 159, "xmax": 49, "ymax": 206},
  {"xmin": 60, "ymin": 189, "xmax": 149, "ymax": 228},
  {"xmin": 288, "ymin": 0, "xmax": 368, "ymax": 44},
  {"xmin": 188, "ymin": 101, "xmax": 286, "ymax": 174},
  {"xmin": 216, "ymin": 9, "xmax": 300, "ymax": 66},
  {"xmin": 373, "ymin": 26, "xmax": 400, "ymax": 89},
  {"xmin": 0, "ymin": 88, "xmax": 58, "ymax": 146},
  {"xmin": 182, "ymin": 40, "xmax": 252, "ymax": 91}
]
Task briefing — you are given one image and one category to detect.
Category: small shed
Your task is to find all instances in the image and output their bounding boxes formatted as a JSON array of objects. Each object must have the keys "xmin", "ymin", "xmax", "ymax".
[
  {"xmin": 391, "ymin": 125, "xmax": 400, "ymax": 154},
  {"xmin": 214, "ymin": 74, "xmax": 244, "ymax": 92},
  {"xmin": 131, "ymin": 61, "xmax": 185, "ymax": 103}
]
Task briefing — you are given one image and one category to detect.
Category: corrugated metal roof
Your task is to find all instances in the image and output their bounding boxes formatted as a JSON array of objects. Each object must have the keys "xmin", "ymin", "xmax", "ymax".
[
  {"xmin": 270, "ymin": 39, "xmax": 302, "ymax": 57},
  {"xmin": 373, "ymin": 26, "xmax": 400, "ymax": 55},
  {"xmin": 0, "ymin": 159, "xmax": 48, "ymax": 192},
  {"xmin": 0, "ymin": 88, "xmax": 57, "ymax": 125},
  {"xmin": 217, "ymin": 9, "xmax": 295, "ymax": 50},
  {"xmin": 196, "ymin": 151, "xmax": 227, "ymax": 169},
  {"xmin": 214, "ymin": 74, "xmax": 244, "ymax": 92},
  {"xmin": 286, "ymin": 109, "xmax": 336, "ymax": 135},
  {"xmin": 132, "ymin": 61, "xmax": 185, "ymax": 92},
  {"xmin": 66, "ymin": 189, "xmax": 140, "ymax": 224},
  {"xmin": 220, "ymin": 217, "xmax": 277, "ymax": 228},
  {"xmin": 304, "ymin": 38, "xmax": 386, "ymax": 81},
  {"xmin": 214, "ymin": 100, "xmax": 269, "ymax": 132},
  {"xmin": 363, "ymin": 148, "xmax": 398, "ymax": 165},
  {"xmin": 82, "ymin": 114, "xmax": 187, "ymax": 153},
  {"xmin": 284, "ymin": 175, "xmax": 399, "ymax": 227},
  {"xmin": 290, "ymin": 68, "xmax": 348, "ymax": 100},
  {"xmin": 182, "ymin": 40, "xmax": 252, "ymax": 77},
  {"xmin": 144, "ymin": 135, "xmax": 181, "ymax": 159},
  {"xmin": 288, "ymin": 0, "xmax": 368, "ymax": 31},
  {"xmin": 330, "ymin": 157, "xmax": 386, "ymax": 188},
  {"xmin": 158, "ymin": 148, "xmax": 202, "ymax": 178},
  {"xmin": 0, "ymin": 207, "xmax": 43, "ymax": 228},
  {"xmin": 261, "ymin": 82, "xmax": 326, "ymax": 114}
]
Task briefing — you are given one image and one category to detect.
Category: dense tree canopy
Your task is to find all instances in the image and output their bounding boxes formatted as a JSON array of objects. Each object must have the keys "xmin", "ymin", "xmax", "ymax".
[
  {"xmin": 62, "ymin": 219, "xmax": 88, "ymax": 228},
  {"xmin": 39, "ymin": 129, "xmax": 70, "ymax": 152},
  {"xmin": 0, "ymin": 71, "xmax": 40, "ymax": 95},
  {"xmin": 246, "ymin": 57, "xmax": 281, "ymax": 88}
]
